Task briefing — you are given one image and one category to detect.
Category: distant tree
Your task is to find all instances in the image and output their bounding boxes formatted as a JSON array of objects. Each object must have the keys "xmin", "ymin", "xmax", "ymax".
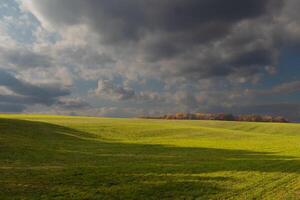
[{"xmin": 144, "ymin": 112, "xmax": 289, "ymax": 123}]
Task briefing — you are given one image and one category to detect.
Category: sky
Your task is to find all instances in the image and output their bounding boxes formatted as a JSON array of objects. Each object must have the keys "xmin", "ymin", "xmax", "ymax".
[{"xmin": 0, "ymin": 0, "xmax": 300, "ymax": 120}]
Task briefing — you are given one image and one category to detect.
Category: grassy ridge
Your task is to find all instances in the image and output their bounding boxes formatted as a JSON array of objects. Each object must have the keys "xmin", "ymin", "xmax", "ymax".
[{"xmin": 1, "ymin": 114, "xmax": 300, "ymax": 199}]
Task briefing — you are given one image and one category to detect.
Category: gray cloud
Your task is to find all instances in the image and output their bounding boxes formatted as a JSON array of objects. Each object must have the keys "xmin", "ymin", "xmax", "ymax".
[
  {"xmin": 12, "ymin": 0, "xmax": 300, "ymax": 120},
  {"xmin": 0, "ymin": 70, "xmax": 69, "ymax": 102},
  {"xmin": 54, "ymin": 46, "xmax": 116, "ymax": 69},
  {"xmin": 246, "ymin": 81, "xmax": 300, "ymax": 96},
  {"xmin": 0, "ymin": 102, "xmax": 25, "ymax": 113},
  {"xmin": 0, "ymin": 46, "xmax": 53, "ymax": 69},
  {"xmin": 94, "ymin": 80, "xmax": 135, "ymax": 100},
  {"xmin": 94, "ymin": 79, "xmax": 167, "ymax": 103},
  {"xmin": 0, "ymin": 69, "xmax": 70, "ymax": 112},
  {"xmin": 271, "ymin": 81, "xmax": 300, "ymax": 94},
  {"xmin": 56, "ymin": 98, "xmax": 91, "ymax": 110}
]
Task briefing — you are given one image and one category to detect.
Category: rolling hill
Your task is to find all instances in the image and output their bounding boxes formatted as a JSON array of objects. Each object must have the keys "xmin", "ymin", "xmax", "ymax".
[{"xmin": 1, "ymin": 114, "xmax": 300, "ymax": 199}]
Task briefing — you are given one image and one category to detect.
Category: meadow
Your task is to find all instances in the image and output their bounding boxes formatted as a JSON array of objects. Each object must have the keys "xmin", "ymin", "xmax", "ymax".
[{"xmin": 1, "ymin": 114, "xmax": 300, "ymax": 199}]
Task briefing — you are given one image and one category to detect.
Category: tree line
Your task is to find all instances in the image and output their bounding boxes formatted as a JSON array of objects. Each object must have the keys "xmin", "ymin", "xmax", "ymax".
[{"xmin": 141, "ymin": 112, "xmax": 289, "ymax": 123}]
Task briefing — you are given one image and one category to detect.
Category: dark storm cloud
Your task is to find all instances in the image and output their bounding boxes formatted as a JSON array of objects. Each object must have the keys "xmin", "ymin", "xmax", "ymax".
[
  {"xmin": 0, "ymin": 69, "xmax": 70, "ymax": 112},
  {"xmin": 31, "ymin": 0, "xmax": 271, "ymax": 41},
  {"xmin": 229, "ymin": 49, "xmax": 273, "ymax": 68},
  {"xmin": 25, "ymin": 0, "xmax": 283, "ymax": 79}
]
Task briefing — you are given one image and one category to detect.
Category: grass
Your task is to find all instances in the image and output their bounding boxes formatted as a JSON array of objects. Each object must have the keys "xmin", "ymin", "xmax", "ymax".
[{"xmin": 1, "ymin": 114, "xmax": 300, "ymax": 199}]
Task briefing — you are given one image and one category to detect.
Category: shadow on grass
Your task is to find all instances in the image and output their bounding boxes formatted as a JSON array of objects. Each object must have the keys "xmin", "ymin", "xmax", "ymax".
[{"xmin": 0, "ymin": 118, "xmax": 300, "ymax": 199}]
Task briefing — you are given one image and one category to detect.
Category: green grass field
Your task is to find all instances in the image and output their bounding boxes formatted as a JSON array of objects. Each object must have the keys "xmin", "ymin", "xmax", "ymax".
[{"xmin": 1, "ymin": 114, "xmax": 300, "ymax": 199}]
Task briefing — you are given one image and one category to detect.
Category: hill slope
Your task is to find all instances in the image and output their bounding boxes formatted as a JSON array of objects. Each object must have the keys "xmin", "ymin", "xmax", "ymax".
[{"xmin": 1, "ymin": 114, "xmax": 300, "ymax": 199}]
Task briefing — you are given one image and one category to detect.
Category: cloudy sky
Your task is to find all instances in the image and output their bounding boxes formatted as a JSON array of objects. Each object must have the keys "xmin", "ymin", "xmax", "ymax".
[{"xmin": 0, "ymin": 0, "xmax": 300, "ymax": 120}]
